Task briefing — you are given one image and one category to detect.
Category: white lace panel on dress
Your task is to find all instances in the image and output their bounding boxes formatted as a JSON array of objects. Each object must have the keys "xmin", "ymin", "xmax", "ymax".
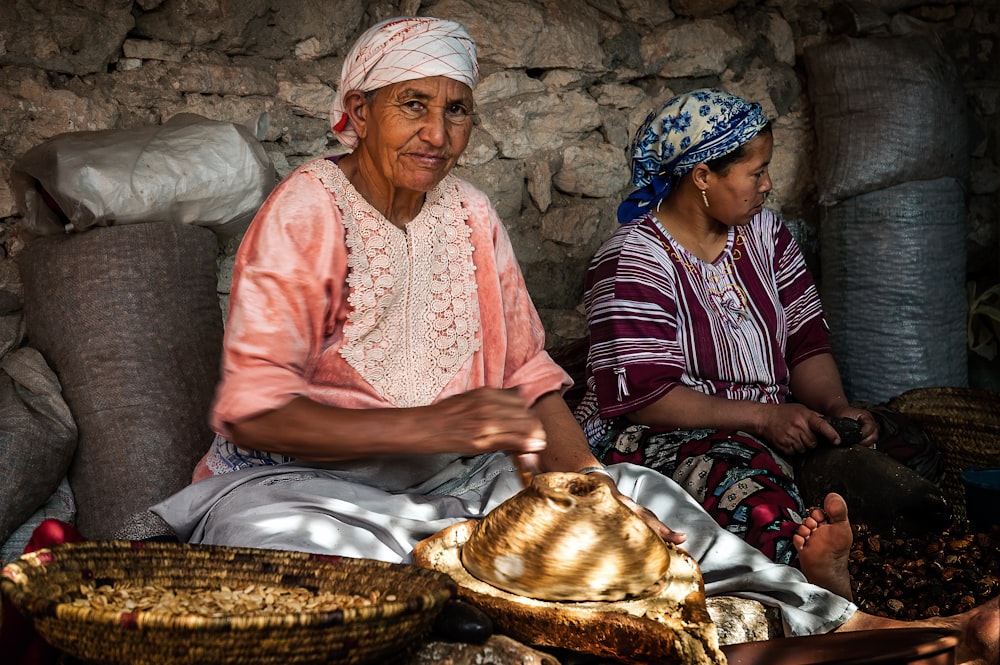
[{"xmin": 306, "ymin": 160, "xmax": 481, "ymax": 407}]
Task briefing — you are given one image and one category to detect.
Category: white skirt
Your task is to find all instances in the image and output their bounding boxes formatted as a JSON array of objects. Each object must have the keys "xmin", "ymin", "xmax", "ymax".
[{"xmin": 151, "ymin": 452, "xmax": 856, "ymax": 637}]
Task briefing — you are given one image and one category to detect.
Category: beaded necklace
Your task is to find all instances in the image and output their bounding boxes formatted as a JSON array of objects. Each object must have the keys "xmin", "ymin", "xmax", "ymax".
[{"xmin": 654, "ymin": 223, "xmax": 750, "ymax": 329}]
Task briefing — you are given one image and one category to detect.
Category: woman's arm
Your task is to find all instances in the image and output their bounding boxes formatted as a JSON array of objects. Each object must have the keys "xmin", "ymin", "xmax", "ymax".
[
  {"xmin": 788, "ymin": 353, "xmax": 849, "ymax": 414},
  {"xmin": 230, "ymin": 388, "xmax": 550, "ymax": 462},
  {"xmin": 531, "ymin": 391, "xmax": 605, "ymax": 474},
  {"xmin": 622, "ymin": 356, "xmax": 877, "ymax": 453},
  {"xmin": 630, "ymin": 384, "xmax": 768, "ymax": 432},
  {"xmin": 628, "ymin": 381, "xmax": 851, "ymax": 456}
]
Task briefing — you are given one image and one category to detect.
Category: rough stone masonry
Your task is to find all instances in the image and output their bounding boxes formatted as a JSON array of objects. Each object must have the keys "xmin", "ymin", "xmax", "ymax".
[{"xmin": 0, "ymin": 0, "xmax": 996, "ymax": 350}]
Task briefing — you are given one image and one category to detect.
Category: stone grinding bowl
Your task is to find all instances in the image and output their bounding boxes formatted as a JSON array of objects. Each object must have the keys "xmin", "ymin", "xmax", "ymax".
[
  {"xmin": 414, "ymin": 472, "xmax": 726, "ymax": 665},
  {"xmin": 460, "ymin": 471, "xmax": 671, "ymax": 601}
]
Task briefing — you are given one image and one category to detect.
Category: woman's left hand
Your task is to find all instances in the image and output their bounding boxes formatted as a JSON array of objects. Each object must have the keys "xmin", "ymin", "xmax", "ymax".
[
  {"xmin": 588, "ymin": 473, "xmax": 687, "ymax": 545},
  {"xmin": 828, "ymin": 405, "xmax": 879, "ymax": 447}
]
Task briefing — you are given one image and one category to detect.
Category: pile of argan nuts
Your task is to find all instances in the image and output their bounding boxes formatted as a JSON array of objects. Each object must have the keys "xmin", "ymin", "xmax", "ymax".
[
  {"xmin": 849, "ymin": 520, "xmax": 1000, "ymax": 620},
  {"xmin": 69, "ymin": 582, "xmax": 393, "ymax": 618}
]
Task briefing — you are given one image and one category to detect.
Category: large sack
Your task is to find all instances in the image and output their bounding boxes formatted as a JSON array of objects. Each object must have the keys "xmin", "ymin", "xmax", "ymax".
[
  {"xmin": 18, "ymin": 222, "xmax": 223, "ymax": 539},
  {"xmin": 804, "ymin": 34, "xmax": 968, "ymax": 205},
  {"xmin": 0, "ymin": 347, "xmax": 77, "ymax": 545},
  {"xmin": 11, "ymin": 113, "xmax": 275, "ymax": 239},
  {"xmin": 819, "ymin": 178, "xmax": 968, "ymax": 403}
]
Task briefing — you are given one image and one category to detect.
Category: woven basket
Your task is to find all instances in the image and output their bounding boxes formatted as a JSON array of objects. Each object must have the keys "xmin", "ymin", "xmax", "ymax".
[
  {"xmin": 0, "ymin": 540, "xmax": 456, "ymax": 665},
  {"xmin": 888, "ymin": 387, "xmax": 1000, "ymax": 520}
]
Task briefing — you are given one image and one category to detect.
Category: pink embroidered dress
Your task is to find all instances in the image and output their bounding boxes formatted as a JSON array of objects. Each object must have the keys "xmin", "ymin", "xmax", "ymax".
[{"xmin": 194, "ymin": 157, "xmax": 568, "ymax": 480}]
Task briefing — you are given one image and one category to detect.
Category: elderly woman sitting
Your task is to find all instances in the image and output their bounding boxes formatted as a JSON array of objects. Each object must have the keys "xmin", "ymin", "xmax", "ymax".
[{"xmin": 149, "ymin": 17, "xmax": 997, "ymax": 664}]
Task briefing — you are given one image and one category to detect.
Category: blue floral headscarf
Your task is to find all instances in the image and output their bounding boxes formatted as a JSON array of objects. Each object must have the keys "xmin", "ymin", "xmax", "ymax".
[{"xmin": 617, "ymin": 88, "xmax": 769, "ymax": 223}]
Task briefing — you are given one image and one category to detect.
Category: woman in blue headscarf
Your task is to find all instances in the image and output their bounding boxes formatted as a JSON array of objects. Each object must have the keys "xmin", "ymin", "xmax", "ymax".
[{"xmin": 575, "ymin": 89, "xmax": 880, "ymax": 571}]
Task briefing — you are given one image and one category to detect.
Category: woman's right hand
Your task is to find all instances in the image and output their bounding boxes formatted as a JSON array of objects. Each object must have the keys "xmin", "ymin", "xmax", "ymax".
[
  {"xmin": 757, "ymin": 403, "xmax": 838, "ymax": 456},
  {"xmin": 414, "ymin": 387, "xmax": 548, "ymax": 457}
]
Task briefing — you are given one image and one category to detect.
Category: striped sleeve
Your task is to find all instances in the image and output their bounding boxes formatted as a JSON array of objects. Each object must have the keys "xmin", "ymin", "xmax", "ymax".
[{"xmin": 584, "ymin": 221, "xmax": 687, "ymax": 418}]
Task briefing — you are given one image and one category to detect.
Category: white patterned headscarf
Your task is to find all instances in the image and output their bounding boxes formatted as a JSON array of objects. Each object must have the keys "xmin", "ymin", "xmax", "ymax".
[
  {"xmin": 330, "ymin": 17, "xmax": 479, "ymax": 150},
  {"xmin": 618, "ymin": 88, "xmax": 769, "ymax": 223}
]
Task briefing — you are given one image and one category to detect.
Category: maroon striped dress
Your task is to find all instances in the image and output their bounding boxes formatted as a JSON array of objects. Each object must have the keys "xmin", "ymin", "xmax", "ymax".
[{"xmin": 575, "ymin": 209, "xmax": 830, "ymax": 564}]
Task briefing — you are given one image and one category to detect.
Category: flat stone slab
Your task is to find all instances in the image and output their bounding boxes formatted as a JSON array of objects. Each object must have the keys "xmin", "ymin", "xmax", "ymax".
[{"xmin": 410, "ymin": 597, "xmax": 783, "ymax": 663}]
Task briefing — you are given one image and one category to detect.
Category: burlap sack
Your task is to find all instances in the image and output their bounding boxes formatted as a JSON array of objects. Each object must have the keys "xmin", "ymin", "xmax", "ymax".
[
  {"xmin": 18, "ymin": 222, "xmax": 223, "ymax": 539},
  {"xmin": 0, "ymin": 347, "xmax": 77, "ymax": 545},
  {"xmin": 804, "ymin": 34, "xmax": 968, "ymax": 205},
  {"xmin": 819, "ymin": 178, "xmax": 968, "ymax": 404}
]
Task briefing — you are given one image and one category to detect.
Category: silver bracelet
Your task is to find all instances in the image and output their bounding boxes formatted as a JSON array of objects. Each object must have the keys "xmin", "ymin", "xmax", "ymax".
[{"xmin": 576, "ymin": 465, "xmax": 613, "ymax": 479}]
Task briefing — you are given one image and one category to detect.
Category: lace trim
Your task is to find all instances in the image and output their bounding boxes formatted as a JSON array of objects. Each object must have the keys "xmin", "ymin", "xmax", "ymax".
[{"xmin": 305, "ymin": 160, "xmax": 481, "ymax": 406}]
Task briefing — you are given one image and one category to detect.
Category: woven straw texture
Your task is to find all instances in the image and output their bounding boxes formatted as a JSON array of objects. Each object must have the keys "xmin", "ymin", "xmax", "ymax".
[
  {"xmin": 888, "ymin": 387, "xmax": 1000, "ymax": 520},
  {"xmin": 1, "ymin": 541, "xmax": 456, "ymax": 665},
  {"xmin": 18, "ymin": 222, "xmax": 224, "ymax": 539},
  {"xmin": 819, "ymin": 178, "xmax": 967, "ymax": 404}
]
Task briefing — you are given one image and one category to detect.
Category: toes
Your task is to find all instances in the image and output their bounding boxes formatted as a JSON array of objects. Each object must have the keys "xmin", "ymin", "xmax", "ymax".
[
  {"xmin": 823, "ymin": 492, "xmax": 850, "ymax": 522},
  {"xmin": 806, "ymin": 507, "xmax": 826, "ymax": 524}
]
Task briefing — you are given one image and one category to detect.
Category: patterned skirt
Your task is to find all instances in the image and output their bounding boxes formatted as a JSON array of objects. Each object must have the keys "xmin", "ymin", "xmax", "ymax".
[
  {"xmin": 594, "ymin": 422, "xmax": 805, "ymax": 565},
  {"xmin": 581, "ymin": 395, "xmax": 942, "ymax": 566}
]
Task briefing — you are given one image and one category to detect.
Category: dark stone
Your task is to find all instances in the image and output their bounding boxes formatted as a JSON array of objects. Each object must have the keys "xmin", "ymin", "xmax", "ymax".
[
  {"xmin": 824, "ymin": 415, "xmax": 864, "ymax": 446},
  {"xmin": 431, "ymin": 599, "xmax": 495, "ymax": 645},
  {"xmin": 796, "ymin": 443, "xmax": 952, "ymax": 536}
]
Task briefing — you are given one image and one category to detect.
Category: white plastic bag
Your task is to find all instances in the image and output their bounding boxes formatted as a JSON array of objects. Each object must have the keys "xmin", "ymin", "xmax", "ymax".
[{"xmin": 11, "ymin": 113, "xmax": 275, "ymax": 238}]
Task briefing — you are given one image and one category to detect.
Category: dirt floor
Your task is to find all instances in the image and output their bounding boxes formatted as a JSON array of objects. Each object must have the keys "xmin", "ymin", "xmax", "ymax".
[{"xmin": 849, "ymin": 519, "xmax": 1000, "ymax": 620}]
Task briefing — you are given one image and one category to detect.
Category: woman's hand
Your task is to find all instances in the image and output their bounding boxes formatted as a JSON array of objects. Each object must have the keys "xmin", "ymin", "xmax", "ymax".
[
  {"xmin": 757, "ymin": 402, "xmax": 880, "ymax": 455},
  {"xmin": 415, "ymin": 387, "xmax": 548, "ymax": 456},
  {"xmin": 827, "ymin": 404, "xmax": 880, "ymax": 447},
  {"xmin": 758, "ymin": 403, "xmax": 836, "ymax": 456},
  {"xmin": 787, "ymin": 354, "xmax": 878, "ymax": 446},
  {"xmin": 587, "ymin": 473, "xmax": 687, "ymax": 545}
]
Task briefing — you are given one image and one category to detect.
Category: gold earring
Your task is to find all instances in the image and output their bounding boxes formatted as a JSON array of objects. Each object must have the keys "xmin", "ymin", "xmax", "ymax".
[{"xmin": 701, "ymin": 189, "xmax": 710, "ymax": 208}]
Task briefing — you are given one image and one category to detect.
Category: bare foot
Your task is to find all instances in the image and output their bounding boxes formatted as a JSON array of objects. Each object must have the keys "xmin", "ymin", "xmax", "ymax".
[
  {"xmin": 792, "ymin": 492, "xmax": 854, "ymax": 600},
  {"xmin": 836, "ymin": 597, "xmax": 999, "ymax": 665}
]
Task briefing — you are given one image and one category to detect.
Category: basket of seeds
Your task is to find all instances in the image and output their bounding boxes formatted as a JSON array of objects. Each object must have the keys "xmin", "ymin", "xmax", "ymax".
[
  {"xmin": 0, "ymin": 540, "xmax": 456, "ymax": 665},
  {"xmin": 888, "ymin": 386, "xmax": 1000, "ymax": 521}
]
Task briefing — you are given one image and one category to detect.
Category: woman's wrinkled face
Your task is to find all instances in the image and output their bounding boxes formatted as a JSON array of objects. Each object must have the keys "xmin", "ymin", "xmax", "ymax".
[
  {"xmin": 362, "ymin": 75, "xmax": 474, "ymax": 194},
  {"xmin": 707, "ymin": 131, "xmax": 774, "ymax": 226}
]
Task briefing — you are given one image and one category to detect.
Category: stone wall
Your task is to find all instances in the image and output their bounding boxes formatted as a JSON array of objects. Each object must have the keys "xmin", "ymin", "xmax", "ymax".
[{"xmin": 0, "ymin": 0, "xmax": 996, "ymax": 350}]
